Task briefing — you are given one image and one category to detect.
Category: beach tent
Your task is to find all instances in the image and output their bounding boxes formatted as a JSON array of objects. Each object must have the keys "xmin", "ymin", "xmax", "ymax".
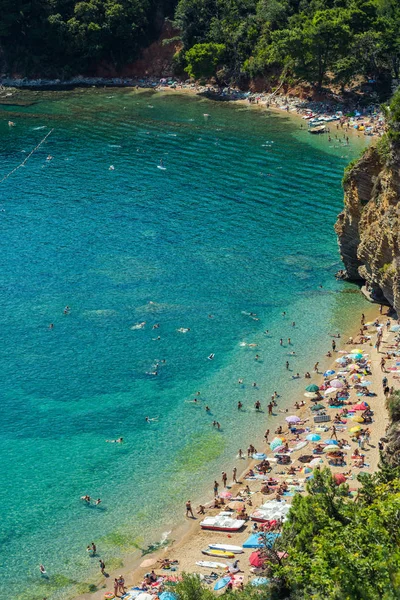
[
  {"xmin": 249, "ymin": 551, "xmax": 266, "ymax": 568},
  {"xmin": 306, "ymin": 384, "xmax": 320, "ymax": 392}
]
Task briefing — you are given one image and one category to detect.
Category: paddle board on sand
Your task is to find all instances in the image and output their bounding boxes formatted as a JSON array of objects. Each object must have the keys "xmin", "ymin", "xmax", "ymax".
[
  {"xmin": 202, "ymin": 549, "xmax": 235, "ymax": 558},
  {"xmin": 196, "ymin": 561, "xmax": 228, "ymax": 569},
  {"xmin": 208, "ymin": 544, "xmax": 244, "ymax": 553}
]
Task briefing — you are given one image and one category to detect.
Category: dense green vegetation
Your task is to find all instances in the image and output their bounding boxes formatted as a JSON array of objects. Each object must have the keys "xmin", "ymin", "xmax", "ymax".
[
  {"xmin": 2, "ymin": 0, "xmax": 400, "ymax": 89},
  {"xmin": 0, "ymin": 0, "xmax": 175, "ymax": 75},
  {"xmin": 176, "ymin": 0, "xmax": 400, "ymax": 93},
  {"xmin": 172, "ymin": 462, "xmax": 400, "ymax": 600}
]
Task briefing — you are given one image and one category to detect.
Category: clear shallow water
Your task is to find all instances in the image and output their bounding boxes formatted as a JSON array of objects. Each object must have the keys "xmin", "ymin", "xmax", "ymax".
[{"xmin": 0, "ymin": 89, "xmax": 370, "ymax": 598}]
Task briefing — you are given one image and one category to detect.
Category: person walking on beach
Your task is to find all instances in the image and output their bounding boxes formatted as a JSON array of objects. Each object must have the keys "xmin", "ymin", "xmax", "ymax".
[
  {"xmin": 314, "ymin": 362, "xmax": 319, "ymax": 373},
  {"xmin": 213, "ymin": 480, "xmax": 219, "ymax": 497},
  {"xmin": 186, "ymin": 500, "xmax": 194, "ymax": 518},
  {"xmin": 91, "ymin": 542, "xmax": 96, "ymax": 555},
  {"xmin": 233, "ymin": 467, "xmax": 237, "ymax": 483},
  {"xmin": 268, "ymin": 402, "xmax": 273, "ymax": 415},
  {"xmin": 331, "ymin": 425, "xmax": 338, "ymax": 440},
  {"xmin": 380, "ymin": 357, "xmax": 386, "ymax": 372},
  {"xmin": 264, "ymin": 429, "xmax": 270, "ymax": 442},
  {"xmin": 118, "ymin": 576, "xmax": 126, "ymax": 595},
  {"xmin": 113, "ymin": 578, "xmax": 119, "ymax": 597},
  {"xmin": 222, "ymin": 471, "xmax": 228, "ymax": 487},
  {"xmin": 286, "ymin": 361, "xmax": 289, "ymax": 370},
  {"xmin": 255, "ymin": 400, "xmax": 261, "ymax": 411},
  {"xmin": 332, "ymin": 340, "xmax": 336, "ymax": 351},
  {"xmin": 99, "ymin": 559, "xmax": 105, "ymax": 575}
]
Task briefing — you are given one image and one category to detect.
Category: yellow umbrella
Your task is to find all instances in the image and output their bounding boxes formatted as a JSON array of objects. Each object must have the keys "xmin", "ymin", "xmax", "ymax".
[
  {"xmin": 351, "ymin": 416, "xmax": 364, "ymax": 423},
  {"xmin": 351, "ymin": 349, "xmax": 363, "ymax": 354},
  {"xmin": 349, "ymin": 426, "xmax": 362, "ymax": 433}
]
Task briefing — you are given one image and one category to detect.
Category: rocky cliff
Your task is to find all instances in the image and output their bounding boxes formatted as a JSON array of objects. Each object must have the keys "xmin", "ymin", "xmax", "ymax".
[{"xmin": 335, "ymin": 141, "xmax": 400, "ymax": 312}]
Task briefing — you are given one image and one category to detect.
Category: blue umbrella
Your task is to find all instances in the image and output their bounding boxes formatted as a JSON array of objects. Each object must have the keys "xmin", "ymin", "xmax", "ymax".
[
  {"xmin": 251, "ymin": 577, "xmax": 270, "ymax": 587},
  {"xmin": 160, "ymin": 594, "xmax": 177, "ymax": 600},
  {"xmin": 324, "ymin": 369, "xmax": 335, "ymax": 377},
  {"xmin": 324, "ymin": 439, "xmax": 338, "ymax": 445},
  {"xmin": 214, "ymin": 577, "xmax": 231, "ymax": 591},
  {"xmin": 306, "ymin": 433, "xmax": 321, "ymax": 442}
]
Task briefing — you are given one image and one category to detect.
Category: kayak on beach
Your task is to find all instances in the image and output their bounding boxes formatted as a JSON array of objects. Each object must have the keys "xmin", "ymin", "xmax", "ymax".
[
  {"xmin": 202, "ymin": 549, "xmax": 236, "ymax": 558},
  {"xmin": 208, "ymin": 544, "xmax": 244, "ymax": 553}
]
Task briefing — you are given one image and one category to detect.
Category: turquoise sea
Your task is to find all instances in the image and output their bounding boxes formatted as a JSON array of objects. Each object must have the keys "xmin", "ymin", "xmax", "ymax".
[{"xmin": 0, "ymin": 89, "xmax": 370, "ymax": 599}]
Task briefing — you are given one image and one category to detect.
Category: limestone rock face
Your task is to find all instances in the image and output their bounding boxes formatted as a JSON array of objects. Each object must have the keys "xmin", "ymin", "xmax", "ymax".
[{"xmin": 335, "ymin": 144, "xmax": 400, "ymax": 312}]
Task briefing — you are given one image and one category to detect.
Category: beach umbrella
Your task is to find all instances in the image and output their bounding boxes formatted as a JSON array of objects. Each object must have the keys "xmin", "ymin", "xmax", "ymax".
[
  {"xmin": 251, "ymin": 577, "xmax": 270, "ymax": 587},
  {"xmin": 351, "ymin": 349, "xmax": 363, "ymax": 354},
  {"xmin": 324, "ymin": 445, "xmax": 342, "ymax": 452},
  {"xmin": 306, "ymin": 384, "xmax": 319, "ymax": 392},
  {"xmin": 352, "ymin": 416, "xmax": 364, "ymax": 423},
  {"xmin": 160, "ymin": 593, "xmax": 177, "ymax": 600},
  {"xmin": 286, "ymin": 415, "xmax": 301, "ymax": 423},
  {"xmin": 309, "ymin": 457, "xmax": 324, "ymax": 466},
  {"xmin": 219, "ymin": 490, "xmax": 233, "ymax": 499},
  {"xmin": 270, "ymin": 438, "xmax": 284, "ymax": 451},
  {"xmin": 253, "ymin": 453, "xmax": 267, "ymax": 460},
  {"xmin": 330, "ymin": 379, "xmax": 344, "ymax": 389},
  {"xmin": 324, "ymin": 439, "xmax": 339, "ymax": 445},
  {"xmin": 306, "ymin": 433, "xmax": 321, "ymax": 442},
  {"xmin": 349, "ymin": 353, "xmax": 363, "ymax": 360},
  {"xmin": 311, "ymin": 403, "xmax": 324, "ymax": 411},
  {"xmin": 347, "ymin": 364, "xmax": 359, "ymax": 371},
  {"xmin": 333, "ymin": 473, "xmax": 347, "ymax": 485},
  {"xmin": 214, "ymin": 577, "xmax": 231, "ymax": 591},
  {"xmin": 335, "ymin": 357, "xmax": 347, "ymax": 364},
  {"xmin": 324, "ymin": 387, "xmax": 337, "ymax": 395},
  {"xmin": 349, "ymin": 426, "xmax": 362, "ymax": 434},
  {"xmin": 353, "ymin": 402, "xmax": 369, "ymax": 411},
  {"xmin": 324, "ymin": 369, "xmax": 335, "ymax": 377},
  {"xmin": 390, "ymin": 325, "xmax": 400, "ymax": 332},
  {"xmin": 249, "ymin": 551, "xmax": 265, "ymax": 568},
  {"xmin": 300, "ymin": 466, "xmax": 313, "ymax": 474},
  {"xmin": 227, "ymin": 501, "xmax": 245, "ymax": 510}
]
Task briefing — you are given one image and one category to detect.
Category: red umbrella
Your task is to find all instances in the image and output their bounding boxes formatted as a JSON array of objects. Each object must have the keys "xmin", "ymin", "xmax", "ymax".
[
  {"xmin": 249, "ymin": 552, "xmax": 265, "ymax": 568},
  {"xmin": 333, "ymin": 473, "xmax": 347, "ymax": 485},
  {"xmin": 353, "ymin": 402, "xmax": 369, "ymax": 411}
]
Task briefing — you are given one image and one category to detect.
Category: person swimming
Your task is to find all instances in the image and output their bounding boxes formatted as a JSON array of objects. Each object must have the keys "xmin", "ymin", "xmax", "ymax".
[
  {"xmin": 146, "ymin": 416, "xmax": 159, "ymax": 422},
  {"xmin": 208, "ymin": 353, "xmax": 215, "ymax": 360},
  {"xmin": 106, "ymin": 438, "xmax": 123, "ymax": 443}
]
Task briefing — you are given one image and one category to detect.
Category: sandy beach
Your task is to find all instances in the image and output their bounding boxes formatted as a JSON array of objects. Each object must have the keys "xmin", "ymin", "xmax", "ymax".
[{"xmin": 78, "ymin": 300, "xmax": 396, "ymax": 600}]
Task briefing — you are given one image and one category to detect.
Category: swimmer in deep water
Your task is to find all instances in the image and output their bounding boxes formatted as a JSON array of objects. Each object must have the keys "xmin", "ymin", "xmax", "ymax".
[
  {"xmin": 146, "ymin": 416, "xmax": 159, "ymax": 422},
  {"xmin": 106, "ymin": 438, "xmax": 123, "ymax": 443},
  {"xmin": 208, "ymin": 353, "xmax": 215, "ymax": 360}
]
